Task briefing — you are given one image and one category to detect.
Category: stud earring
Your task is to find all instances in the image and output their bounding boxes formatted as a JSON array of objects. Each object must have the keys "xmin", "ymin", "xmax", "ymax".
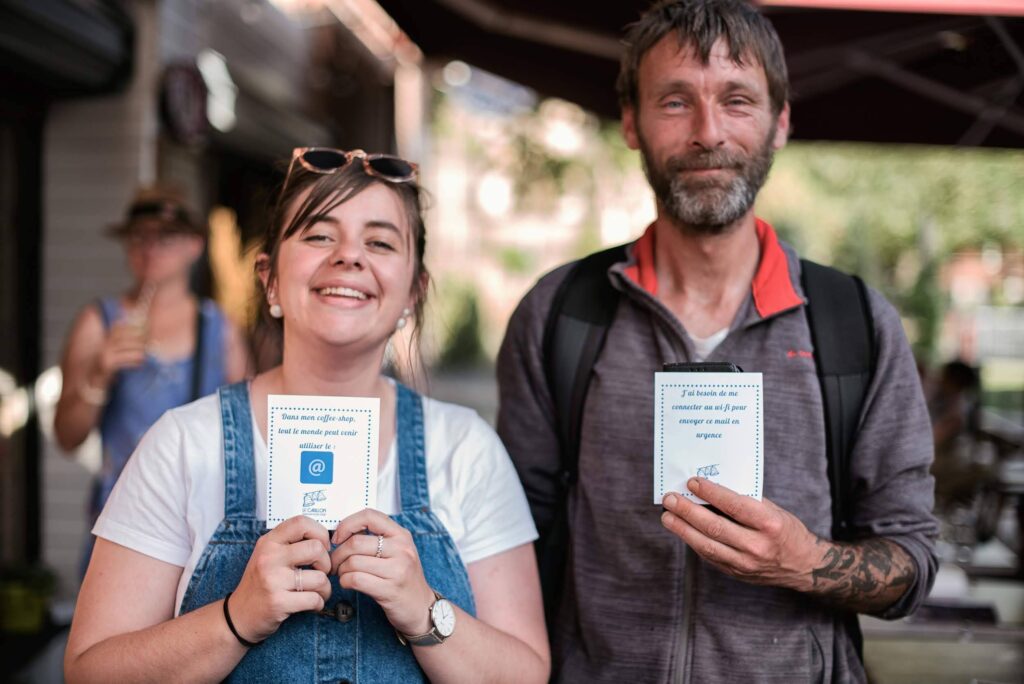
[
  {"xmin": 395, "ymin": 307, "xmax": 411, "ymax": 331},
  {"xmin": 269, "ymin": 303, "xmax": 283, "ymax": 319}
]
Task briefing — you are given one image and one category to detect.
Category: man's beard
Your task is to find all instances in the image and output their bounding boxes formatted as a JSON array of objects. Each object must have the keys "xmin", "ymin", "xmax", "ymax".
[{"xmin": 639, "ymin": 128, "xmax": 777, "ymax": 234}]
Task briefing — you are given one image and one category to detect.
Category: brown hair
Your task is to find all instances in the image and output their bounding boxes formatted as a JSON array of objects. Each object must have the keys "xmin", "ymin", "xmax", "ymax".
[
  {"xmin": 256, "ymin": 160, "xmax": 430, "ymax": 359},
  {"xmin": 617, "ymin": 0, "xmax": 789, "ymax": 115}
]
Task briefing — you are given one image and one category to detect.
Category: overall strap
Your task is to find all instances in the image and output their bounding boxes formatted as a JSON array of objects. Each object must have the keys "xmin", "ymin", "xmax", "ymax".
[
  {"xmin": 218, "ymin": 382, "xmax": 258, "ymax": 519},
  {"xmin": 395, "ymin": 382, "xmax": 430, "ymax": 512},
  {"xmin": 97, "ymin": 297, "xmax": 119, "ymax": 330}
]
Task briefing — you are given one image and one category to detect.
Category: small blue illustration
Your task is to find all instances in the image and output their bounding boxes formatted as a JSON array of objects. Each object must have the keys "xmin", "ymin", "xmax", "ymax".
[
  {"xmin": 303, "ymin": 489, "xmax": 327, "ymax": 508},
  {"xmin": 696, "ymin": 463, "xmax": 720, "ymax": 478},
  {"xmin": 300, "ymin": 450, "xmax": 333, "ymax": 485}
]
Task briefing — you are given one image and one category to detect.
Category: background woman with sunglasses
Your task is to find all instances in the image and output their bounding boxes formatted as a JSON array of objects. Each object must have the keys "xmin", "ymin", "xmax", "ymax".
[
  {"xmin": 65, "ymin": 151, "xmax": 550, "ymax": 683},
  {"xmin": 53, "ymin": 185, "xmax": 251, "ymax": 576}
]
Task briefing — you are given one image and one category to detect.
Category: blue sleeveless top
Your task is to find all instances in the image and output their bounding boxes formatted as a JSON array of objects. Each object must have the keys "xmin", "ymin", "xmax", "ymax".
[
  {"xmin": 179, "ymin": 381, "xmax": 476, "ymax": 682},
  {"xmin": 92, "ymin": 296, "xmax": 227, "ymax": 518}
]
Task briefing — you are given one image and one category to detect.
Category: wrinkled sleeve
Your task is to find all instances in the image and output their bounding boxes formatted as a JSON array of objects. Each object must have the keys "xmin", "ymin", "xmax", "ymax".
[
  {"xmin": 496, "ymin": 268, "xmax": 570, "ymax": 537},
  {"xmin": 850, "ymin": 288, "xmax": 939, "ymax": 619}
]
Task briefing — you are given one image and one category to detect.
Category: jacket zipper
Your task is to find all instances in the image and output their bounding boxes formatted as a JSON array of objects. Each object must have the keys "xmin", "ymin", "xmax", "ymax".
[
  {"xmin": 674, "ymin": 546, "xmax": 698, "ymax": 684},
  {"xmin": 617, "ymin": 281, "xmax": 699, "ymax": 684}
]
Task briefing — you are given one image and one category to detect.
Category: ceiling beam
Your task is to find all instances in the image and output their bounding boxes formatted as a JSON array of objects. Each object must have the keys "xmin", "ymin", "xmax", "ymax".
[
  {"xmin": 848, "ymin": 49, "xmax": 1024, "ymax": 137},
  {"xmin": 433, "ymin": 0, "xmax": 622, "ymax": 60}
]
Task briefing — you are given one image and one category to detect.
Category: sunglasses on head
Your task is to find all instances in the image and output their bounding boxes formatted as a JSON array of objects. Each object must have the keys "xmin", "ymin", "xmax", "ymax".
[{"xmin": 286, "ymin": 147, "xmax": 418, "ymax": 188}]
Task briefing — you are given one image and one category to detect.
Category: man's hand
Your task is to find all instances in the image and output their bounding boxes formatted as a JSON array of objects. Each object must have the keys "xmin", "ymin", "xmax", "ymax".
[
  {"xmin": 661, "ymin": 477, "xmax": 819, "ymax": 592},
  {"xmin": 661, "ymin": 477, "xmax": 917, "ymax": 613}
]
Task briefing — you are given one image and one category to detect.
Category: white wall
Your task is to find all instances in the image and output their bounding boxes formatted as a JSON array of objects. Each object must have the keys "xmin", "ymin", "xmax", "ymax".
[
  {"xmin": 37, "ymin": 0, "xmax": 325, "ymax": 599},
  {"xmin": 40, "ymin": 0, "xmax": 161, "ymax": 599}
]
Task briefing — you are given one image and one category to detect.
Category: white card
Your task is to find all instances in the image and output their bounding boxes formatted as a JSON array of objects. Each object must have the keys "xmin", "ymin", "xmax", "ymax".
[
  {"xmin": 653, "ymin": 372, "xmax": 763, "ymax": 504},
  {"xmin": 266, "ymin": 394, "xmax": 379, "ymax": 528}
]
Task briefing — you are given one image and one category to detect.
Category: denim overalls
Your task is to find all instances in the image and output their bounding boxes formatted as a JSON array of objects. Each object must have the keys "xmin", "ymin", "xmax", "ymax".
[{"xmin": 179, "ymin": 382, "xmax": 477, "ymax": 682}]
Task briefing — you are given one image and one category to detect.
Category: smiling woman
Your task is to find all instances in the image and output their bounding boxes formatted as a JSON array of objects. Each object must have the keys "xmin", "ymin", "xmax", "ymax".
[{"xmin": 64, "ymin": 149, "xmax": 550, "ymax": 684}]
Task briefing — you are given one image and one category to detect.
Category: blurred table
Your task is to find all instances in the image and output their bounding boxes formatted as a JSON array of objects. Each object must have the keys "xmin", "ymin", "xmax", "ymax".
[{"xmin": 863, "ymin": 568, "xmax": 1024, "ymax": 684}]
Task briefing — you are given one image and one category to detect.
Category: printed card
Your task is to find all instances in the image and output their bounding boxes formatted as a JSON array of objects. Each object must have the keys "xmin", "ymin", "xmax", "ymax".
[
  {"xmin": 653, "ymin": 372, "xmax": 763, "ymax": 504},
  {"xmin": 266, "ymin": 394, "xmax": 379, "ymax": 528}
]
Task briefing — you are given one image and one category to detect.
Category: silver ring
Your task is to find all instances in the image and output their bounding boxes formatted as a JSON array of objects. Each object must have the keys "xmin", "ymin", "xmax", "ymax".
[
  {"xmin": 375, "ymin": 534, "xmax": 385, "ymax": 558},
  {"xmin": 294, "ymin": 567, "xmax": 303, "ymax": 592}
]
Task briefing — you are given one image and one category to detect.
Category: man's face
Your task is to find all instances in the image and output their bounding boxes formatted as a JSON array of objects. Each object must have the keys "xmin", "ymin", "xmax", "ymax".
[{"xmin": 622, "ymin": 36, "xmax": 790, "ymax": 233}]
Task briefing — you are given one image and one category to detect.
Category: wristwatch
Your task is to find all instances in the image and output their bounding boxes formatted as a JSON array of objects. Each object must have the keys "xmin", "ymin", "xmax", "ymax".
[{"xmin": 396, "ymin": 590, "xmax": 456, "ymax": 646}]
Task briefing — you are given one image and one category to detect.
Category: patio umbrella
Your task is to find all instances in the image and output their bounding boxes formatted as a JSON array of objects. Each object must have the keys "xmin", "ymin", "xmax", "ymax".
[{"xmin": 377, "ymin": 0, "xmax": 1024, "ymax": 147}]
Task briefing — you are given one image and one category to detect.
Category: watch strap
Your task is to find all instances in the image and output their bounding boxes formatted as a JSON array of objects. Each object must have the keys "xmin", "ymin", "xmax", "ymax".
[{"xmin": 396, "ymin": 590, "xmax": 448, "ymax": 646}]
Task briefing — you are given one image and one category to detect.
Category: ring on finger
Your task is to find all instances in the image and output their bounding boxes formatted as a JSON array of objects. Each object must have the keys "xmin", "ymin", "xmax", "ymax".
[
  {"xmin": 375, "ymin": 534, "xmax": 385, "ymax": 558},
  {"xmin": 294, "ymin": 567, "xmax": 303, "ymax": 592}
]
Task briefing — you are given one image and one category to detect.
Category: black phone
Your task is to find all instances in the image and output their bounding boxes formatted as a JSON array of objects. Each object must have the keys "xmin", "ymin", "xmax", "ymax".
[{"xmin": 662, "ymin": 361, "xmax": 743, "ymax": 373}]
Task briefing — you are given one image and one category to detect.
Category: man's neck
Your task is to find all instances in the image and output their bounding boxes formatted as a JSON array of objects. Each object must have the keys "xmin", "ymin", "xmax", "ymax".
[{"xmin": 653, "ymin": 211, "xmax": 761, "ymax": 338}]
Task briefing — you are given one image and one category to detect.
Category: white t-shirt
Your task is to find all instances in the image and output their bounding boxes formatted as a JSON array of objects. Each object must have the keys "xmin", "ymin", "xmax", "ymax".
[
  {"xmin": 691, "ymin": 327, "xmax": 729, "ymax": 361},
  {"xmin": 94, "ymin": 392, "xmax": 539, "ymax": 613}
]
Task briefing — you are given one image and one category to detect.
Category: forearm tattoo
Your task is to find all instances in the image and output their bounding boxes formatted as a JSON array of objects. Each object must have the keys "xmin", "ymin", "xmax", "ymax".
[{"xmin": 808, "ymin": 537, "xmax": 916, "ymax": 613}]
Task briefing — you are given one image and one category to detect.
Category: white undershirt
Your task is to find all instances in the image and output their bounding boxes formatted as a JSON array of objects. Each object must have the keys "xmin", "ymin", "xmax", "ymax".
[
  {"xmin": 690, "ymin": 327, "xmax": 730, "ymax": 361},
  {"xmin": 94, "ymin": 393, "xmax": 538, "ymax": 613}
]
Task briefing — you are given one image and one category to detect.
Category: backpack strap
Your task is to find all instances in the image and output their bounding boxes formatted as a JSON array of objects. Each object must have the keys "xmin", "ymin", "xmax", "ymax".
[
  {"xmin": 799, "ymin": 260, "xmax": 876, "ymax": 542},
  {"xmin": 542, "ymin": 244, "xmax": 628, "ymax": 486},
  {"xmin": 535, "ymin": 243, "xmax": 626, "ymax": 624}
]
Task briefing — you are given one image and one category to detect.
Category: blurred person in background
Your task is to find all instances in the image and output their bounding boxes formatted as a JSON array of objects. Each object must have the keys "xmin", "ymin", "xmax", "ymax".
[
  {"xmin": 53, "ymin": 185, "xmax": 250, "ymax": 574},
  {"xmin": 928, "ymin": 359, "xmax": 984, "ymax": 509},
  {"xmin": 64, "ymin": 149, "xmax": 549, "ymax": 682}
]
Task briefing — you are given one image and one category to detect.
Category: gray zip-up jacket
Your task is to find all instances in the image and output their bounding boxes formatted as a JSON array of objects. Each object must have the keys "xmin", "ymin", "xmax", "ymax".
[{"xmin": 497, "ymin": 226, "xmax": 938, "ymax": 683}]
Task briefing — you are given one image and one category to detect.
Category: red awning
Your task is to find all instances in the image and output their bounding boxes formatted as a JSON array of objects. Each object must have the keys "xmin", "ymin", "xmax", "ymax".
[{"xmin": 762, "ymin": 0, "xmax": 1024, "ymax": 15}]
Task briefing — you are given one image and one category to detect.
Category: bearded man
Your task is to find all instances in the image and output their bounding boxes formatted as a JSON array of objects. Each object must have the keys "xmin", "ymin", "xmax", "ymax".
[{"xmin": 496, "ymin": 1, "xmax": 937, "ymax": 682}]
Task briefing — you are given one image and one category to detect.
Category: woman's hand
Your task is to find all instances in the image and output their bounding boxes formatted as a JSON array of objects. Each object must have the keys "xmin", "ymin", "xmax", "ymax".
[
  {"xmin": 229, "ymin": 515, "xmax": 333, "ymax": 642},
  {"xmin": 88, "ymin": 320, "xmax": 148, "ymax": 387},
  {"xmin": 331, "ymin": 509, "xmax": 435, "ymax": 636}
]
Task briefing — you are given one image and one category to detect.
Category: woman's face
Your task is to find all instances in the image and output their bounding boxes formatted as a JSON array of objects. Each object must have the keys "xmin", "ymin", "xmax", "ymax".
[
  {"xmin": 268, "ymin": 182, "xmax": 418, "ymax": 355},
  {"xmin": 123, "ymin": 220, "xmax": 203, "ymax": 286}
]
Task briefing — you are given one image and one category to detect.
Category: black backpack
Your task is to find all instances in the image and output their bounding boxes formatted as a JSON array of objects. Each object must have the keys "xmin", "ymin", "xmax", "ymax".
[{"xmin": 538, "ymin": 244, "xmax": 875, "ymax": 655}]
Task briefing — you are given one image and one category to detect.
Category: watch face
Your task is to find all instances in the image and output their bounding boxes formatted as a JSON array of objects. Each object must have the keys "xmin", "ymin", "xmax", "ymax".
[{"xmin": 431, "ymin": 598, "xmax": 456, "ymax": 638}]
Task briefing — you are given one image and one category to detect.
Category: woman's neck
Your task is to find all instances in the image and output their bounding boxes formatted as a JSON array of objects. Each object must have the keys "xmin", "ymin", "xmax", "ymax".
[{"xmin": 272, "ymin": 337, "xmax": 389, "ymax": 399}]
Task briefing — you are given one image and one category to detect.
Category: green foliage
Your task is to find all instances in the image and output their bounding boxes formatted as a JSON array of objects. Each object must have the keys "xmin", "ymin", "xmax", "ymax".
[
  {"xmin": 759, "ymin": 143, "xmax": 1024, "ymax": 353},
  {"xmin": 497, "ymin": 247, "xmax": 534, "ymax": 275},
  {"xmin": 436, "ymin": 284, "xmax": 487, "ymax": 370},
  {"xmin": 0, "ymin": 563, "xmax": 56, "ymax": 634},
  {"xmin": 761, "ymin": 143, "xmax": 1024, "ymax": 275},
  {"xmin": 903, "ymin": 260, "xmax": 944, "ymax": 364}
]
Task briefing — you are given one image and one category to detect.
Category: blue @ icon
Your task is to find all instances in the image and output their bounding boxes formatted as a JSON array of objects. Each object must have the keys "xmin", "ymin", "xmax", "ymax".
[{"xmin": 300, "ymin": 451, "xmax": 333, "ymax": 485}]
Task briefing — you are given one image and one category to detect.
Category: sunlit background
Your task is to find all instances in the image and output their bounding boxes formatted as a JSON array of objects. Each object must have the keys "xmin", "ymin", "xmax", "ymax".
[{"xmin": 1, "ymin": 1, "xmax": 1023, "ymax": 681}]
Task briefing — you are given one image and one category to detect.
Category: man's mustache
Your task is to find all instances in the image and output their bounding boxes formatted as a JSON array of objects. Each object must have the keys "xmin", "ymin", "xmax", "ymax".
[{"xmin": 665, "ymin": 151, "xmax": 744, "ymax": 173}]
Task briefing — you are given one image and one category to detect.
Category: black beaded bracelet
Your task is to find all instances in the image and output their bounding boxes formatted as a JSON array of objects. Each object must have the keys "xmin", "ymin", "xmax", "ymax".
[{"xmin": 223, "ymin": 591, "xmax": 261, "ymax": 648}]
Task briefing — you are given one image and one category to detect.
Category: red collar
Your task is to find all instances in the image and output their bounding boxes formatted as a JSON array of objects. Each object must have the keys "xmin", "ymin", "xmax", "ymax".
[{"xmin": 623, "ymin": 218, "xmax": 803, "ymax": 319}]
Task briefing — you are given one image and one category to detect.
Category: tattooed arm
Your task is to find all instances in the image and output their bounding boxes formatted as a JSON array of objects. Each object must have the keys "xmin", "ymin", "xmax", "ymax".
[
  {"xmin": 660, "ymin": 477, "xmax": 917, "ymax": 614},
  {"xmin": 806, "ymin": 537, "xmax": 915, "ymax": 614}
]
